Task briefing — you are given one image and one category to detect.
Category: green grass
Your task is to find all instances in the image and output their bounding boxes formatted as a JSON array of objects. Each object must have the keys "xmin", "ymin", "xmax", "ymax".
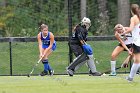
[
  {"xmin": 0, "ymin": 41, "xmax": 130, "ymax": 75},
  {"xmin": 0, "ymin": 75, "xmax": 140, "ymax": 93}
]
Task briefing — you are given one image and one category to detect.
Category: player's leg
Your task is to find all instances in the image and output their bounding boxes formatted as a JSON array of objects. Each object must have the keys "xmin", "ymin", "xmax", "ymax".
[
  {"xmin": 41, "ymin": 45, "xmax": 56, "ymax": 76},
  {"xmin": 127, "ymin": 44, "xmax": 140, "ymax": 81},
  {"xmin": 87, "ymin": 55, "xmax": 102, "ymax": 76},
  {"xmin": 74, "ymin": 60, "xmax": 87, "ymax": 71},
  {"xmin": 110, "ymin": 45, "xmax": 124, "ymax": 76},
  {"xmin": 41, "ymin": 50, "xmax": 53, "ymax": 76},
  {"xmin": 40, "ymin": 59, "xmax": 49, "ymax": 76},
  {"xmin": 67, "ymin": 53, "xmax": 89, "ymax": 76},
  {"xmin": 67, "ymin": 44, "xmax": 86, "ymax": 76},
  {"xmin": 79, "ymin": 43, "xmax": 102, "ymax": 76},
  {"xmin": 127, "ymin": 54, "xmax": 140, "ymax": 81}
]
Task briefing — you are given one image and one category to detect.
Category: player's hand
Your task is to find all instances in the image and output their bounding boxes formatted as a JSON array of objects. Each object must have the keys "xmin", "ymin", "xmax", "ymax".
[
  {"xmin": 128, "ymin": 50, "xmax": 132, "ymax": 55},
  {"xmin": 39, "ymin": 54, "xmax": 44, "ymax": 59},
  {"xmin": 82, "ymin": 44, "xmax": 93, "ymax": 55},
  {"xmin": 121, "ymin": 63, "xmax": 128, "ymax": 68},
  {"xmin": 124, "ymin": 27, "xmax": 129, "ymax": 31}
]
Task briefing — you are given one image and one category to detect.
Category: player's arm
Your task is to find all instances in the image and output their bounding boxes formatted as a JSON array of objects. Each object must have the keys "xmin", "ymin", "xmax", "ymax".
[
  {"xmin": 77, "ymin": 30, "xmax": 86, "ymax": 45},
  {"xmin": 77, "ymin": 30, "xmax": 93, "ymax": 55},
  {"xmin": 43, "ymin": 32, "xmax": 54, "ymax": 55},
  {"xmin": 115, "ymin": 32, "xmax": 132, "ymax": 55},
  {"xmin": 37, "ymin": 33, "xmax": 43, "ymax": 58},
  {"xmin": 48, "ymin": 32, "xmax": 54, "ymax": 50},
  {"xmin": 124, "ymin": 16, "xmax": 135, "ymax": 34}
]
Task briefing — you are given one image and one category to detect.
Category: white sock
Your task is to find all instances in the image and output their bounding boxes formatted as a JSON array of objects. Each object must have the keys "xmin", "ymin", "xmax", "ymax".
[
  {"xmin": 129, "ymin": 63, "xmax": 140, "ymax": 78},
  {"xmin": 110, "ymin": 61, "xmax": 116, "ymax": 72}
]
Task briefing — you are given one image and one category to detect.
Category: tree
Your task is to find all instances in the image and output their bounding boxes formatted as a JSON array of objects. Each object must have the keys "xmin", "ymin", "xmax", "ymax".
[
  {"xmin": 96, "ymin": 0, "xmax": 109, "ymax": 35},
  {"xmin": 80, "ymin": 0, "xmax": 86, "ymax": 19},
  {"xmin": 0, "ymin": 0, "xmax": 7, "ymax": 36},
  {"xmin": 118, "ymin": 0, "xmax": 130, "ymax": 26}
]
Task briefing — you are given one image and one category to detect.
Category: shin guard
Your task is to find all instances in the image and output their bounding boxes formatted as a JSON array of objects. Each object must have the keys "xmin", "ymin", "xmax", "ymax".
[
  {"xmin": 87, "ymin": 55, "xmax": 97, "ymax": 73},
  {"xmin": 67, "ymin": 53, "xmax": 89, "ymax": 71},
  {"xmin": 42, "ymin": 59, "xmax": 52, "ymax": 71}
]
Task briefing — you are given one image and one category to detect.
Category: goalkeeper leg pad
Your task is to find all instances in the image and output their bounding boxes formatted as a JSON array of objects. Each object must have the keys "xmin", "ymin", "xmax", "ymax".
[{"xmin": 67, "ymin": 53, "xmax": 89, "ymax": 71}]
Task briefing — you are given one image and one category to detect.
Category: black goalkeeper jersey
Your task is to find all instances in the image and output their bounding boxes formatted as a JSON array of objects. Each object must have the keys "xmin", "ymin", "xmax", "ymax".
[{"xmin": 70, "ymin": 25, "xmax": 88, "ymax": 45}]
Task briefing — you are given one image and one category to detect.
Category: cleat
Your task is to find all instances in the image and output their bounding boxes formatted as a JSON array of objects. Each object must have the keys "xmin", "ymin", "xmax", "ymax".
[
  {"xmin": 126, "ymin": 77, "xmax": 133, "ymax": 82},
  {"xmin": 67, "ymin": 69, "xmax": 74, "ymax": 76},
  {"xmin": 89, "ymin": 71, "xmax": 102, "ymax": 76},
  {"xmin": 40, "ymin": 70, "xmax": 48, "ymax": 76},
  {"xmin": 109, "ymin": 72, "xmax": 117, "ymax": 76},
  {"xmin": 49, "ymin": 70, "xmax": 54, "ymax": 76}
]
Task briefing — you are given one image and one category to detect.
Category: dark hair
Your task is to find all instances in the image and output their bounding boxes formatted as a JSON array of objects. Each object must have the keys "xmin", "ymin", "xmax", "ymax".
[
  {"xmin": 131, "ymin": 4, "xmax": 140, "ymax": 20},
  {"xmin": 40, "ymin": 24, "xmax": 48, "ymax": 30}
]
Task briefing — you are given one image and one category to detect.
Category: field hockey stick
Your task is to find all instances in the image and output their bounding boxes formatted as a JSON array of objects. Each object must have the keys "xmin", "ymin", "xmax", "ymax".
[
  {"xmin": 102, "ymin": 66, "xmax": 121, "ymax": 74},
  {"xmin": 27, "ymin": 57, "xmax": 43, "ymax": 77},
  {"xmin": 121, "ymin": 55, "xmax": 132, "ymax": 68},
  {"xmin": 93, "ymin": 58, "xmax": 100, "ymax": 64}
]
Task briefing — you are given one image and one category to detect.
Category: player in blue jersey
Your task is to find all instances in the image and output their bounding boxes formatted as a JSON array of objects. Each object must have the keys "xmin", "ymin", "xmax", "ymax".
[{"xmin": 37, "ymin": 24, "xmax": 56, "ymax": 76}]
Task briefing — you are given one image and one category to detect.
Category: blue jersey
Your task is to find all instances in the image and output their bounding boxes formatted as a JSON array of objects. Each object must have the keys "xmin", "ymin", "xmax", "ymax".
[{"xmin": 41, "ymin": 32, "xmax": 56, "ymax": 50}]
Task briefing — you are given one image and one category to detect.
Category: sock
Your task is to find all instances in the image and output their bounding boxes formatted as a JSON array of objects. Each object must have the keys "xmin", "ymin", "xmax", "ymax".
[
  {"xmin": 44, "ymin": 63, "xmax": 49, "ymax": 71},
  {"xmin": 47, "ymin": 62, "xmax": 52, "ymax": 71},
  {"xmin": 129, "ymin": 63, "xmax": 140, "ymax": 78},
  {"xmin": 42, "ymin": 59, "xmax": 49, "ymax": 71},
  {"xmin": 110, "ymin": 61, "xmax": 116, "ymax": 73}
]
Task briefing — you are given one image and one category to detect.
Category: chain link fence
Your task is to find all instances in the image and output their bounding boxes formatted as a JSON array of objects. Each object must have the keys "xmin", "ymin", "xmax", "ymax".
[
  {"xmin": 0, "ymin": 37, "xmax": 132, "ymax": 76},
  {"xmin": 1, "ymin": 0, "xmax": 139, "ymax": 75}
]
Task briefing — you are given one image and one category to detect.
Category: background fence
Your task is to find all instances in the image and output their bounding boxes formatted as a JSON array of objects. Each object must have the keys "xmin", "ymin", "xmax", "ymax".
[
  {"xmin": 1, "ymin": 0, "xmax": 139, "ymax": 76},
  {"xmin": 0, "ymin": 36, "xmax": 132, "ymax": 76}
]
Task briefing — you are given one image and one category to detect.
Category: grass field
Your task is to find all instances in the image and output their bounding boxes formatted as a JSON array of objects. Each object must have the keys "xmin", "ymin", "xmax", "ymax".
[
  {"xmin": 0, "ymin": 75, "xmax": 140, "ymax": 93},
  {"xmin": 0, "ymin": 41, "xmax": 131, "ymax": 75}
]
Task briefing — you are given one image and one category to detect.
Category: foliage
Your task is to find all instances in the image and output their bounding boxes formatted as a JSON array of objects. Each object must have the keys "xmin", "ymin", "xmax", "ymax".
[
  {"xmin": 0, "ymin": 0, "xmax": 68, "ymax": 36},
  {"xmin": 0, "ymin": 0, "xmax": 139, "ymax": 36}
]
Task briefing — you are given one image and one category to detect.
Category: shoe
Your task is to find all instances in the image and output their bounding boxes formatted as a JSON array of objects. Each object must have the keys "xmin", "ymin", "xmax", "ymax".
[
  {"xmin": 49, "ymin": 70, "xmax": 54, "ymax": 76},
  {"xmin": 109, "ymin": 72, "xmax": 116, "ymax": 76},
  {"xmin": 90, "ymin": 72, "xmax": 102, "ymax": 76},
  {"xmin": 67, "ymin": 69, "xmax": 74, "ymax": 76},
  {"xmin": 126, "ymin": 77, "xmax": 133, "ymax": 82},
  {"xmin": 40, "ymin": 70, "xmax": 48, "ymax": 76}
]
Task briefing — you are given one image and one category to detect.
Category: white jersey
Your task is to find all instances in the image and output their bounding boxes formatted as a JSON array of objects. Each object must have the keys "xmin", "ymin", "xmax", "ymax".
[
  {"xmin": 119, "ymin": 33, "xmax": 132, "ymax": 45},
  {"xmin": 123, "ymin": 33, "xmax": 133, "ymax": 45},
  {"xmin": 132, "ymin": 23, "xmax": 140, "ymax": 46}
]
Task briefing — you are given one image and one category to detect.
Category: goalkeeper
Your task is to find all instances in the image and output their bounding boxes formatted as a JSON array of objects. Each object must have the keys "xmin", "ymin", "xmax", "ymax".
[{"xmin": 66, "ymin": 17, "xmax": 102, "ymax": 76}]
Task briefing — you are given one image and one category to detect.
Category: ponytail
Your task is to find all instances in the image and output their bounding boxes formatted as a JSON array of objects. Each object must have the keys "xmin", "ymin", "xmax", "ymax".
[{"xmin": 131, "ymin": 4, "xmax": 140, "ymax": 20}]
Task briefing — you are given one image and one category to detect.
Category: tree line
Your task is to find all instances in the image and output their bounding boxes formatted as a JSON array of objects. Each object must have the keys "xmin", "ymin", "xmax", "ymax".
[{"xmin": 0, "ymin": 0, "xmax": 139, "ymax": 37}]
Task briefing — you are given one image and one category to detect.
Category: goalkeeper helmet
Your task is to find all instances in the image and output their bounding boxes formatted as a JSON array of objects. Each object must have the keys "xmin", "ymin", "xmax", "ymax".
[{"xmin": 81, "ymin": 17, "xmax": 91, "ymax": 30}]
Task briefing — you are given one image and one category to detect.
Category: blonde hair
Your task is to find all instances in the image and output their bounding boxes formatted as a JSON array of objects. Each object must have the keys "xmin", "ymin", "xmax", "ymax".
[
  {"xmin": 40, "ymin": 24, "xmax": 48, "ymax": 30},
  {"xmin": 114, "ymin": 24, "xmax": 125, "ymax": 33}
]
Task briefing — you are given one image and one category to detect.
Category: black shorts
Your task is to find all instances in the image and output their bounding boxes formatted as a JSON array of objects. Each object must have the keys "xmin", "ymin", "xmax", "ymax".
[
  {"xmin": 132, "ymin": 44, "xmax": 140, "ymax": 54},
  {"xmin": 118, "ymin": 43, "xmax": 132, "ymax": 51}
]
